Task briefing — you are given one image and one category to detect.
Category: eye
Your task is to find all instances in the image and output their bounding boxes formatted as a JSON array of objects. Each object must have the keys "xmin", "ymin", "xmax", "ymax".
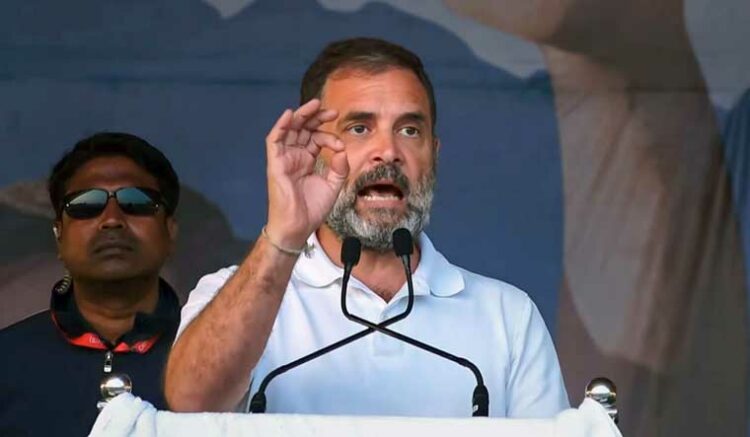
[
  {"xmin": 347, "ymin": 124, "xmax": 369, "ymax": 136},
  {"xmin": 398, "ymin": 126, "xmax": 420, "ymax": 138}
]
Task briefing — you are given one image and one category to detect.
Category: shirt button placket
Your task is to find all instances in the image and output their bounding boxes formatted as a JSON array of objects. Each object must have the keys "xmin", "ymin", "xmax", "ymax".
[{"xmin": 372, "ymin": 297, "xmax": 405, "ymax": 356}]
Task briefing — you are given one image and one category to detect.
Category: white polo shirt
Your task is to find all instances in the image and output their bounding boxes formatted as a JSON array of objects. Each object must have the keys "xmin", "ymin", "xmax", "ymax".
[{"xmin": 177, "ymin": 233, "xmax": 569, "ymax": 418}]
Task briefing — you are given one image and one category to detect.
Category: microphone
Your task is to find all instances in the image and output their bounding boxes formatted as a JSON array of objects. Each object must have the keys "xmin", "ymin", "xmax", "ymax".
[
  {"xmin": 341, "ymin": 236, "xmax": 361, "ymax": 287},
  {"xmin": 393, "ymin": 227, "xmax": 413, "ymax": 257},
  {"xmin": 339, "ymin": 231, "xmax": 418, "ymax": 328},
  {"xmin": 392, "ymin": 228, "xmax": 415, "ymax": 314},
  {"xmin": 340, "ymin": 228, "xmax": 490, "ymax": 417},
  {"xmin": 342, "ymin": 235, "xmax": 362, "ymax": 264},
  {"xmin": 248, "ymin": 232, "xmax": 414, "ymax": 413}
]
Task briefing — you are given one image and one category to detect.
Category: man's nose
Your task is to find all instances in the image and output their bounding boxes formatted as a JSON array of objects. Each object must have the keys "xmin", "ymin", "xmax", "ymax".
[
  {"xmin": 371, "ymin": 132, "xmax": 403, "ymax": 164},
  {"xmin": 98, "ymin": 198, "xmax": 126, "ymax": 230}
]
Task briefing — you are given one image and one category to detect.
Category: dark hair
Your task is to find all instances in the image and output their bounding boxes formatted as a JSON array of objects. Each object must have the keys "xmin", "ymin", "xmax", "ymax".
[
  {"xmin": 48, "ymin": 132, "xmax": 180, "ymax": 218},
  {"xmin": 300, "ymin": 37, "xmax": 437, "ymax": 132}
]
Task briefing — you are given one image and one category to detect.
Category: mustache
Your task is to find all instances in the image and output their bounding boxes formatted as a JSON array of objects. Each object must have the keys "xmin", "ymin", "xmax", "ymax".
[
  {"xmin": 352, "ymin": 163, "xmax": 410, "ymax": 195},
  {"xmin": 89, "ymin": 230, "xmax": 138, "ymax": 252}
]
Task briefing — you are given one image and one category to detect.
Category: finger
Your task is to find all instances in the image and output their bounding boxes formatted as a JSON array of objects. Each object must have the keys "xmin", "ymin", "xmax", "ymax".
[
  {"xmin": 302, "ymin": 109, "xmax": 338, "ymax": 131},
  {"xmin": 325, "ymin": 150, "xmax": 349, "ymax": 190},
  {"xmin": 284, "ymin": 129, "xmax": 299, "ymax": 147},
  {"xmin": 266, "ymin": 109, "xmax": 293, "ymax": 151},
  {"xmin": 290, "ymin": 99, "xmax": 322, "ymax": 130},
  {"xmin": 297, "ymin": 129, "xmax": 311, "ymax": 147},
  {"xmin": 310, "ymin": 131, "xmax": 344, "ymax": 153},
  {"xmin": 305, "ymin": 133, "xmax": 326, "ymax": 156},
  {"xmin": 305, "ymin": 138, "xmax": 321, "ymax": 156}
]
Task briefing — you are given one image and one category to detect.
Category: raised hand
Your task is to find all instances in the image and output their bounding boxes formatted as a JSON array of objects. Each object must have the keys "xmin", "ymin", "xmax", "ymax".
[{"xmin": 265, "ymin": 98, "xmax": 349, "ymax": 250}]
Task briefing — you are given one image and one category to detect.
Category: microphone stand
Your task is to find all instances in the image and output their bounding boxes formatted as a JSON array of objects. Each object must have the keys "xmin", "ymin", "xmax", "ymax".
[
  {"xmin": 248, "ymin": 240, "xmax": 414, "ymax": 413},
  {"xmin": 340, "ymin": 231, "xmax": 489, "ymax": 417},
  {"xmin": 250, "ymin": 229, "xmax": 489, "ymax": 417}
]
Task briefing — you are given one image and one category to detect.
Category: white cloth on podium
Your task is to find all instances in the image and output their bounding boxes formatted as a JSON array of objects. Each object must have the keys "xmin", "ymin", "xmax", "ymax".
[{"xmin": 89, "ymin": 393, "xmax": 622, "ymax": 437}]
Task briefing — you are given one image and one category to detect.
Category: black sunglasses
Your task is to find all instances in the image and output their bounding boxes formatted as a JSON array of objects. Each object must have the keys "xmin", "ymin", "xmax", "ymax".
[{"xmin": 62, "ymin": 187, "xmax": 166, "ymax": 220}]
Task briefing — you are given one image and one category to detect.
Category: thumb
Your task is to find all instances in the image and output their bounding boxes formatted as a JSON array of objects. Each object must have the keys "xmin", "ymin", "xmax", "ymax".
[{"xmin": 325, "ymin": 150, "xmax": 349, "ymax": 191}]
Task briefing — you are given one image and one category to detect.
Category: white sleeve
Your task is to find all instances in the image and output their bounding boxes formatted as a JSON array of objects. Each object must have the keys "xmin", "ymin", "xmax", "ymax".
[
  {"xmin": 174, "ymin": 266, "xmax": 238, "ymax": 341},
  {"xmin": 506, "ymin": 297, "xmax": 570, "ymax": 418}
]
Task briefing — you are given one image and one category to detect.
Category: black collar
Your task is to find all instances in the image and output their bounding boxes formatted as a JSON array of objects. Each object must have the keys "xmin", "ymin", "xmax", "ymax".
[{"xmin": 50, "ymin": 277, "xmax": 180, "ymax": 349}]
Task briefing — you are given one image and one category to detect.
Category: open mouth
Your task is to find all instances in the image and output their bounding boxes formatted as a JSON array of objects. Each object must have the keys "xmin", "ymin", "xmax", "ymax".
[{"xmin": 357, "ymin": 181, "xmax": 405, "ymax": 202}]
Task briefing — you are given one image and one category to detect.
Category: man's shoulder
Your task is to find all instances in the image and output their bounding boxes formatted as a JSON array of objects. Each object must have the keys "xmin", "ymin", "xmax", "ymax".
[
  {"xmin": 198, "ymin": 265, "xmax": 239, "ymax": 285},
  {"xmin": 0, "ymin": 310, "xmax": 59, "ymax": 370},
  {"xmin": 454, "ymin": 265, "xmax": 531, "ymax": 305},
  {"xmin": 185, "ymin": 265, "xmax": 239, "ymax": 299},
  {"xmin": 176, "ymin": 265, "xmax": 239, "ymax": 339},
  {"xmin": 0, "ymin": 310, "xmax": 52, "ymax": 342},
  {"xmin": 422, "ymin": 234, "xmax": 533, "ymax": 309}
]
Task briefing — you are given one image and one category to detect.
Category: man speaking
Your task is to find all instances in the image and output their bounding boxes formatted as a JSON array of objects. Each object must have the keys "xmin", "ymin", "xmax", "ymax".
[{"xmin": 165, "ymin": 37, "xmax": 568, "ymax": 417}]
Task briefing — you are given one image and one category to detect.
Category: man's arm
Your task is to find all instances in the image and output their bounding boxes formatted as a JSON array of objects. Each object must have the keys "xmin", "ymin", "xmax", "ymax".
[
  {"xmin": 164, "ymin": 99, "xmax": 348, "ymax": 412},
  {"xmin": 448, "ymin": 0, "xmax": 745, "ymax": 370},
  {"xmin": 445, "ymin": 1, "xmax": 746, "ymax": 434}
]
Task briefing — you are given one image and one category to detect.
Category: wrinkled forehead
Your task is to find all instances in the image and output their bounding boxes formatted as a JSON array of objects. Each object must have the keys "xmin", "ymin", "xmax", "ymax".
[{"xmin": 320, "ymin": 67, "xmax": 433, "ymax": 121}]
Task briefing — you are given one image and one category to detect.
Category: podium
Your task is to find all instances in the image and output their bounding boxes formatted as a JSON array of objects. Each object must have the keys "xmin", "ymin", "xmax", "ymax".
[{"xmin": 89, "ymin": 394, "xmax": 622, "ymax": 437}]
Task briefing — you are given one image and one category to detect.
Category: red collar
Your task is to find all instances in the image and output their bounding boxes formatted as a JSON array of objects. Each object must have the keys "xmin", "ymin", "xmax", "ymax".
[
  {"xmin": 49, "ymin": 278, "xmax": 179, "ymax": 354},
  {"xmin": 51, "ymin": 312, "xmax": 161, "ymax": 353}
]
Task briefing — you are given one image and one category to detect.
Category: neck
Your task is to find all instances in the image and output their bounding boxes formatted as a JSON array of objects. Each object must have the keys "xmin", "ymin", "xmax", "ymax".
[
  {"xmin": 317, "ymin": 225, "xmax": 420, "ymax": 302},
  {"xmin": 73, "ymin": 276, "xmax": 161, "ymax": 343}
]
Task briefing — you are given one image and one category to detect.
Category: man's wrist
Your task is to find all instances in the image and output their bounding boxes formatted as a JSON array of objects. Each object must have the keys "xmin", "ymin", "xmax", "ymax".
[{"xmin": 261, "ymin": 226, "xmax": 313, "ymax": 258}]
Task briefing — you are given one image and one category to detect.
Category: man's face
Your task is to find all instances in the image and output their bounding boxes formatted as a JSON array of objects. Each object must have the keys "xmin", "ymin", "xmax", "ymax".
[
  {"xmin": 318, "ymin": 67, "xmax": 438, "ymax": 251},
  {"xmin": 55, "ymin": 156, "xmax": 177, "ymax": 283}
]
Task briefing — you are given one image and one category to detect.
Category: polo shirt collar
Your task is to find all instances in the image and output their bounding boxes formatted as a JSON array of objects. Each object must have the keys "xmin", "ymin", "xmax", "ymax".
[
  {"xmin": 292, "ymin": 232, "xmax": 345, "ymax": 288},
  {"xmin": 293, "ymin": 232, "xmax": 465, "ymax": 298},
  {"xmin": 413, "ymin": 233, "xmax": 465, "ymax": 297},
  {"xmin": 50, "ymin": 277, "xmax": 180, "ymax": 348}
]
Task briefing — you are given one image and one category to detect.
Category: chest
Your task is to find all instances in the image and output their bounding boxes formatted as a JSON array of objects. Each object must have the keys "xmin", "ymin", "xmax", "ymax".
[
  {"xmin": 2, "ymin": 341, "xmax": 171, "ymax": 419},
  {"xmin": 250, "ymin": 285, "xmax": 513, "ymax": 416}
]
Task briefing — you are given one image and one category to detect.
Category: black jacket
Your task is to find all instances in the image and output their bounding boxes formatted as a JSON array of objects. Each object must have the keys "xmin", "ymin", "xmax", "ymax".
[{"xmin": 0, "ymin": 279, "xmax": 180, "ymax": 437}]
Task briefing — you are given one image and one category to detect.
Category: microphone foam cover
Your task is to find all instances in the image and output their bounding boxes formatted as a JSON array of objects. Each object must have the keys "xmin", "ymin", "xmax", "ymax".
[
  {"xmin": 392, "ymin": 228, "xmax": 413, "ymax": 257},
  {"xmin": 341, "ymin": 237, "xmax": 362, "ymax": 266}
]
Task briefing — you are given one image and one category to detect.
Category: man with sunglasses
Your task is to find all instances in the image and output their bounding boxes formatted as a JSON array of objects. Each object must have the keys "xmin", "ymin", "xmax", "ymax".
[{"xmin": 0, "ymin": 132, "xmax": 181, "ymax": 437}]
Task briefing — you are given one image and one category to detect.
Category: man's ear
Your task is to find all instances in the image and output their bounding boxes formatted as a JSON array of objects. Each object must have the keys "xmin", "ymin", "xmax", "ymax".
[
  {"xmin": 53, "ymin": 221, "xmax": 62, "ymax": 259},
  {"xmin": 53, "ymin": 221, "xmax": 62, "ymax": 241}
]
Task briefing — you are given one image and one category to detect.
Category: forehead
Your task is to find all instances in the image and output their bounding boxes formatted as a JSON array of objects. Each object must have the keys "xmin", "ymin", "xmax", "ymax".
[
  {"xmin": 320, "ymin": 67, "xmax": 432, "ymax": 122},
  {"xmin": 66, "ymin": 156, "xmax": 159, "ymax": 193}
]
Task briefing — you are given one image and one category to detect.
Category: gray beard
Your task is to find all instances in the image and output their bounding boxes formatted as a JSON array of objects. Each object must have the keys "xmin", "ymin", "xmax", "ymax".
[{"xmin": 316, "ymin": 160, "xmax": 435, "ymax": 252}]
